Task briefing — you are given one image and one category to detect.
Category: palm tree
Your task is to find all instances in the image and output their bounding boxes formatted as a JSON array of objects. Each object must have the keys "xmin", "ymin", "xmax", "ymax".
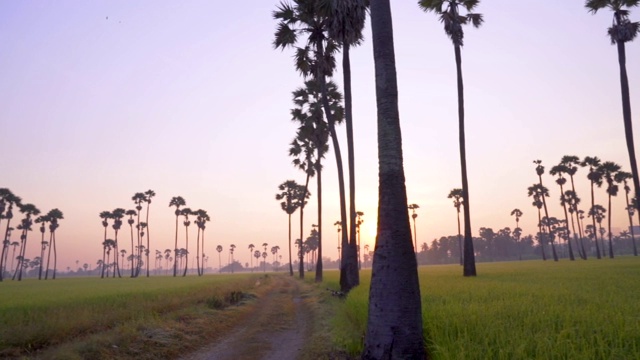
[
  {"xmin": 599, "ymin": 161, "xmax": 621, "ymax": 258},
  {"xmin": 564, "ymin": 190, "xmax": 587, "ymax": 259},
  {"xmin": 408, "ymin": 204, "xmax": 420, "ymax": 258},
  {"xmin": 511, "ymin": 208, "xmax": 523, "ymax": 260},
  {"xmin": 334, "ymin": 220, "xmax": 341, "ymax": 265},
  {"xmin": 586, "ymin": 1, "xmax": 640, "ymax": 221},
  {"xmin": 45, "ymin": 208, "xmax": 63, "ymax": 279},
  {"xmin": 35, "ymin": 214, "xmax": 50, "ymax": 280},
  {"xmin": 9, "ymin": 241, "xmax": 19, "ymax": 276},
  {"xmin": 14, "ymin": 203, "xmax": 40, "ymax": 281},
  {"xmin": 262, "ymin": 251, "xmax": 268, "ymax": 272},
  {"xmin": 581, "ymin": 156, "xmax": 604, "ymax": 258},
  {"xmin": 131, "ymin": 192, "xmax": 147, "ymax": 276},
  {"xmin": 193, "ymin": 209, "xmax": 210, "ymax": 276},
  {"xmin": 216, "ymin": 245, "xmax": 223, "ymax": 272},
  {"xmin": 248, "ymin": 244, "xmax": 255, "ymax": 272},
  {"xmin": 143, "ymin": 190, "xmax": 155, "ymax": 277},
  {"xmin": 254, "ymin": 250, "xmax": 261, "ymax": 272},
  {"xmin": 419, "ymin": 0, "xmax": 483, "ymax": 277},
  {"xmin": 528, "ymin": 183, "xmax": 549, "ymax": 261},
  {"xmin": 276, "ymin": 180, "xmax": 308, "ymax": 276},
  {"xmin": 355, "ymin": 211, "xmax": 364, "ymax": 269},
  {"xmin": 181, "ymin": 208, "xmax": 193, "ymax": 276},
  {"xmin": 590, "ymin": 204, "xmax": 608, "ymax": 257},
  {"xmin": 0, "ymin": 190, "xmax": 21, "ymax": 281},
  {"xmin": 125, "ymin": 209, "xmax": 137, "ymax": 276},
  {"xmin": 273, "ymin": 0, "xmax": 352, "ymax": 286},
  {"xmin": 169, "ymin": 196, "xmax": 186, "ymax": 276},
  {"xmin": 108, "ymin": 208, "xmax": 125, "ymax": 278},
  {"xmin": 533, "ymin": 160, "xmax": 558, "ymax": 261},
  {"xmin": 560, "ymin": 156, "xmax": 586, "ymax": 246},
  {"xmin": 362, "ymin": 1, "xmax": 425, "ymax": 357},
  {"xmin": 615, "ymin": 170, "xmax": 638, "ymax": 256},
  {"xmin": 448, "ymin": 189, "xmax": 464, "ymax": 265},
  {"xmin": 229, "ymin": 244, "xmax": 236, "ymax": 273},
  {"xmin": 550, "ymin": 164, "xmax": 575, "ymax": 261},
  {"xmin": 325, "ymin": 0, "xmax": 369, "ymax": 293}
]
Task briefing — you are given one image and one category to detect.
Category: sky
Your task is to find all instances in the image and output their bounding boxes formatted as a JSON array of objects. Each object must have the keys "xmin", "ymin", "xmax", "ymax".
[{"xmin": 1, "ymin": 1, "xmax": 639, "ymax": 272}]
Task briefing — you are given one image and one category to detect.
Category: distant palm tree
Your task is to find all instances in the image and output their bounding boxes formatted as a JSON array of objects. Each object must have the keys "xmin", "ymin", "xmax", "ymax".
[
  {"xmin": 528, "ymin": 183, "xmax": 549, "ymax": 261},
  {"xmin": 533, "ymin": 160, "xmax": 558, "ymax": 261},
  {"xmin": 419, "ymin": 0, "xmax": 483, "ymax": 277},
  {"xmin": 334, "ymin": 221, "xmax": 341, "ymax": 266},
  {"xmin": 143, "ymin": 190, "xmax": 155, "ymax": 277},
  {"xmin": 181, "ymin": 208, "xmax": 193, "ymax": 276},
  {"xmin": 564, "ymin": 190, "xmax": 587, "ymax": 259},
  {"xmin": 355, "ymin": 211, "xmax": 364, "ymax": 270},
  {"xmin": 194, "ymin": 209, "xmax": 210, "ymax": 276},
  {"xmin": 615, "ymin": 170, "xmax": 638, "ymax": 256},
  {"xmin": 109, "ymin": 208, "xmax": 125, "ymax": 278},
  {"xmin": 254, "ymin": 250, "xmax": 261, "ymax": 272},
  {"xmin": 248, "ymin": 244, "xmax": 255, "ymax": 272},
  {"xmin": 408, "ymin": 204, "xmax": 420, "ymax": 258},
  {"xmin": 121, "ymin": 249, "xmax": 127, "ymax": 271},
  {"xmin": 582, "ymin": 156, "xmax": 604, "ymax": 258},
  {"xmin": 137, "ymin": 223, "xmax": 148, "ymax": 276},
  {"xmin": 560, "ymin": 155, "xmax": 586, "ymax": 246},
  {"xmin": 448, "ymin": 189, "xmax": 464, "ymax": 265},
  {"xmin": 35, "ymin": 214, "xmax": 50, "ymax": 280},
  {"xmin": 586, "ymin": 1, "xmax": 640, "ymax": 221},
  {"xmin": 0, "ymin": 190, "xmax": 21, "ymax": 281},
  {"xmin": 589, "ymin": 204, "xmax": 608, "ymax": 257},
  {"xmin": 45, "ymin": 208, "xmax": 63, "ymax": 279},
  {"xmin": 169, "ymin": 196, "xmax": 186, "ymax": 276},
  {"xmin": 599, "ymin": 161, "xmax": 621, "ymax": 258},
  {"xmin": 550, "ymin": 164, "xmax": 575, "ymax": 261},
  {"xmin": 511, "ymin": 208, "xmax": 523, "ymax": 260},
  {"xmin": 131, "ymin": 192, "xmax": 147, "ymax": 276},
  {"xmin": 125, "ymin": 209, "xmax": 137, "ymax": 276},
  {"xmin": 9, "ymin": 240, "xmax": 19, "ymax": 276},
  {"xmin": 229, "ymin": 244, "xmax": 236, "ymax": 273},
  {"xmin": 262, "ymin": 251, "xmax": 268, "ymax": 272},
  {"xmin": 276, "ymin": 180, "xmax": 308, "ymax": 276},
  {"xmin": 216, "ymin": 245, "xmax": 223, "ymax": 273},
  {"xmin": 14, "ymin": 203, "xmax": 40, "ymax": 281}
]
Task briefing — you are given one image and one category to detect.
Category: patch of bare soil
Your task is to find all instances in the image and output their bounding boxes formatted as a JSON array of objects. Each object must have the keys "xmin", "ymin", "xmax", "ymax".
[{"xmin": 181, "ymin": 275, "xmax": 311, "ymax": 360}]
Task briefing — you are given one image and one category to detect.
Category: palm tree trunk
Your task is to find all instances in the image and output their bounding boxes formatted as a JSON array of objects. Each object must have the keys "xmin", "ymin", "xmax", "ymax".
[
  {"xmin": 101, "ymin": 247, "xmax": 106, "ymax": 278},
  {"xmin": 608, "ymin": 194, "xmax": 614, "ymax": 258},
  {"xmin": 0, "ymin": 217, "xmax": 11, "ymax": 282},
  {"xmin": 52, "ymin": 231, "xmax": 57, "ymax": 279},
  {"xmin": 615, "ymin": 40, "xmax": 640, "ymax": 235},
  {"xmin": 560, "ymin": 186, "xmax": 575, "ymax": 261},
  {"xmin": 45, "ymin": 231, "xmax": 53, "ymax": 279},
  {"xmin": 457, "ymin": 211, "xmax": 463, "ymax": 265},
  {"xmin": 196, "ymin": 227, "xmax": 201, "ymax": 276},
  {"xmin": 537, "ymin": 208, "xmax": 547, "ymax": 260},
  {"xmin": 38, "ymin": 231, "xmax": 45, "ymax": 280},
  {"xmin": 288, "ymin": 213, "xmax": 293, "ymax": 276},
  {"xmin": 183, "ymin": 226, "xmax": 189, "ymax": 276},
  {"xmin": 299, "ymin": 173, "xmax": 310, "ymax": 279},
  {"xmin": 146, "ymin": 203, "xmax": 151, "ymax": 277},
  {"xmin": 454, "ymin": 44, "xmax": 477, "ymax": 275},
  {"xmin": 129, "ymin": 225, "xmax": 135, "ymax": 277},
  {"xmin": 315, "ymin": 155, "xmax": 323, "ymax": 282},
  {"xmin": 539, "ymin": 175, "xmax": 558, "ymax": 261},
  {"xmin": 114, "ymin": 231, "xmax": 121, "ymax": 278},
  {"xmin": 173, "ymin": 215, "xmax": 179, "ymax": 277},
  {"xmin": 363, "ymin": 1, "xmax": 425, "ymax": 357},
  {"xmin": 625, "ymin": 190, "xmax": 638, "ymax": 256},
  {"xmin": 342, "ymin": 41, "xmax": 360, "ymax": 291},
  {"xmin": 590, "ymin": 181, "xmax": 602, "ymax": 259}
]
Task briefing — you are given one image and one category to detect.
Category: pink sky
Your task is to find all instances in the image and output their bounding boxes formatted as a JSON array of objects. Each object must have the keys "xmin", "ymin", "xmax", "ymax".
[{"xmin": 1, "ymin": 1, "xmax": 639, "ymax": 271}]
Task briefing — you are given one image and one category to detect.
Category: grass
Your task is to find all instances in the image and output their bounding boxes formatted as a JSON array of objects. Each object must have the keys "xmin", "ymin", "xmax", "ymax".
[
  {"xmin": 330, "ymin": 257, "xmax": 640, "ymax": 359},
  {"xmin": 0, "ymin": 273, "xmax": 270, "ymax": 359}
]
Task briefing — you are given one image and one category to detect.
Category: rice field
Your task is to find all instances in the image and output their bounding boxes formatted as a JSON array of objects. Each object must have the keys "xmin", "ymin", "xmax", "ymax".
[{"xmin": 331, "ymin": 257, "xmax": 640, "ymax": 359}]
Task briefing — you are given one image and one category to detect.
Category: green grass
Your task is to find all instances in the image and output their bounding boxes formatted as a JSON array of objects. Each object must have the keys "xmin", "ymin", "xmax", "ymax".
[
  {"xmin": 0, "ymin": 274, "xmax": 266, "ymax": 358},
  {"xmin": 331, "ymin": 257, "xmax": 640, "ymax": 359}
]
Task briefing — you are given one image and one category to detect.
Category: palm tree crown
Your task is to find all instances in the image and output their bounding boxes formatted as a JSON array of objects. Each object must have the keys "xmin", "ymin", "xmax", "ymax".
[{"xmin": 418, "ymin": 0, "xmax": 484, "ymax": 47}]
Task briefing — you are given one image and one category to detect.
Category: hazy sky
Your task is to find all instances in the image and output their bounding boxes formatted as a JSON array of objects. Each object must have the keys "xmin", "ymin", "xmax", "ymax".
[{"xmin": 1, "ymin": 1, "xmax": 638, "ymax": 271}]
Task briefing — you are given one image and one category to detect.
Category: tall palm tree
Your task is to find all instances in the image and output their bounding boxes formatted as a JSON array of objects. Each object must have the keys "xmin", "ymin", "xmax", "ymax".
[
  {"xmin": 448, "ymin": 189, "xmax": 464, "ymax": 265},
  {"xmin": 581, "ymin": 156, "xmax": 604, "ymax": 258},
  {"xmin": 125, "ymin": 209, "xmax": 137, "ymax": 276},
  {"xmin": 419, "ymin": 0, "xmax": 483, "ymax": 277},
  {"xmin": 589, "ymin": 204, "xmax": 608, "ymax": 257},
  {"xmin": 276, "ymin": 180, "xmax": 308, "ymax": 276},
  {"xmin": 362, "ymin": 1, "xmax": 425, "ymax": 357},
  {"xmin": 14, "ymin": 203, "xmax": 40, "ymax": 281},
  {"xmin": 108, "ymin": 208, "xmax": 125, "ymax": 278},
  {"xmin": 34, "ymin": 214, "xmax": 50, "ymax": 280},
  {"xmin": 194, "ymin": 209, "xmax": 210, "ymax": 276},
  {"xmin": 550, "ymin": 164, "xmax": 575, "ymax": 261},
  {"xmin": 599, "ymin": 161, "xmax": 621, "ymax": 258},
  {"xmin": 511, "ymin": 208, "xmax": 523, "ymax": 260},
  {"xmin": 142, "ymin": 190, "xmax": 155, "ymax": 277},
  {"xmin": 528, "ymin": 183, "xmax": 549, "ymax": 261},
  {"xmin": 533, "ymin": 160, "xmax": 558, "ymax": 261},
  {"xmin": 248, "ymin": 243, "xmax": 255, "ymax": 272},
  {"xmin": 169, "ymin": 196, "xmax": 186, "ymax": 276},
  {"xmin": 45, "ymin": 208, "xmax": 63, "ymax": 279},
  {"xmin": 0, "ymin": 190, "xmax": 21, "ymax": 281},
  {"xmin": 615, "ymin": 170, "xmax": 638, "ymax": 255},
  {"xmin": 408, "ymin": 203, "xmax": 420, "ymax": 258},
  {"xmin": 325, "ymin": 0, "xmax": 369, "ymax": 293},
  {"xmin": 181, "ymin": 208, "xmax": 193, "ymax": 276},
  {"xmin": 216, "ymin": 245, "xmax": 223, "ymax": 273},
  {"xmin": 131, "ymin": 192, "xmax": 147, "ymax": 276},
  {"xmin": 274, "ymin": 0, "xmax": 351, "ymax": 285},
  {"xmin": 355, "ymin": 211, "xmax": 364, "ymax": 269},
  {"xmin": 586, "ymin": 1, "xmax": 640, "ymax": 222}
]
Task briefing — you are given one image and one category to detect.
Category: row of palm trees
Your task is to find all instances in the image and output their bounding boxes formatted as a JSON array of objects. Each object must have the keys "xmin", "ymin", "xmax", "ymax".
[{"xmin": 0, "ymin": 188, "xmax": 64, "ymax": 282}]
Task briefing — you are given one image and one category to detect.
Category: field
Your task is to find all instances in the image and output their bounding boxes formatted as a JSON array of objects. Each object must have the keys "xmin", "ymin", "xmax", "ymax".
[
  {"xmin": 331, "ymin": 257, "xmax": 640, "ymax": 359},
  {"xmin": 1, "ymin": 258, "xmax": 639, "ymax": 359}
]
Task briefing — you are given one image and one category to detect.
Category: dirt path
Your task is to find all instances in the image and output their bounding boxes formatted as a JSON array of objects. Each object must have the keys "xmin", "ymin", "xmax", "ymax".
[{"xmin": 181, "ymin": 275, "xmax": 312, "ymax": 360}]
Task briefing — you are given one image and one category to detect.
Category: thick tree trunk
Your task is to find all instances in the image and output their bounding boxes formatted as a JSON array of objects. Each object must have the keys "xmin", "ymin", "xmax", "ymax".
[
  {"xmin": 454, "ymin": 44, "xmax": 476, "ymax": 276},
  {"xmin": 363, "ymin": 1, "xmax": 426, "ymax": 358}
]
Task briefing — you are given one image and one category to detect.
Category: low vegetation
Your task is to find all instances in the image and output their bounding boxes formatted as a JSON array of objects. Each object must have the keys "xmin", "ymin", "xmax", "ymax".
[{"xmin": 331, "ymin": 257, "xmax": 640, "ymax": 359}]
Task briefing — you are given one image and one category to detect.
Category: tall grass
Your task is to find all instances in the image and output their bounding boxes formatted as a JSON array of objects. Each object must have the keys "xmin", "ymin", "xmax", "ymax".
[
  {"xmin": 0, "ymin": 274, "xmax": 263, "ymax": 357},
  {"xmin": 332, "ymin": 257, "xmax": 640, "ymax": 359}
]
